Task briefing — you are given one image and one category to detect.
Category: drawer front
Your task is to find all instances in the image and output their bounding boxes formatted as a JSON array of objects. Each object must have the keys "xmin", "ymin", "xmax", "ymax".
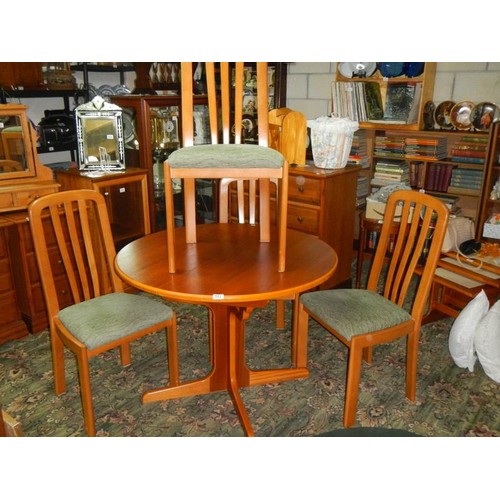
[
  {"xmin": 32, "ymin": 275, "xmax": 74, "ymax": 314},
  {"xmin": 13, "ymin": 186, "xmax": 59, "ymax": 209},
  {"xmin": 27, "ymin": 246, "xmax": 67, "ymax": 283},
  {"xmin": 288, "ymin": 174, "xmax": 321, "ymax": 205},
  {"xmin": 287, "ymin": 203, "xmax": 320, "ymax": 234}
]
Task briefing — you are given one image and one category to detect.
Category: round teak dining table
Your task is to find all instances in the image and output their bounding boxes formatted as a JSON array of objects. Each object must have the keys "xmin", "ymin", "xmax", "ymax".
[{"xmin": 114, "ymin": 223, "xmax": 337, "ymax": 436}]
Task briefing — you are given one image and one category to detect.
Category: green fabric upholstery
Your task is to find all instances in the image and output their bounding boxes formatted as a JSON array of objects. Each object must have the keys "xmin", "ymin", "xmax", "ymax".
[
  {"xmin": 168, "ymin": 144, "xmax": 284, "ymax": 169},
  {"xmin": 58, "ymin": 293, "xmax": 174, "ymax": 350},
  {"xmin": 301, "ymin": 289, "xmax": 411, "ymax": 340}
]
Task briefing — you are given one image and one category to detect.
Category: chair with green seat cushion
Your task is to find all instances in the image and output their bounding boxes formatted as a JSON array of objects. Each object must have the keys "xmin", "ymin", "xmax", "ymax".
[
  {"xmin": 298, "ymin": 190, "xmax": 449, "ymax": 428},
  {"xmin": 164, "ymin": 62, "xmax": 289, "ymax": 274},
  {"xmin": 28, "ymin": 189, "xmax": 179, "ymax": 437}
]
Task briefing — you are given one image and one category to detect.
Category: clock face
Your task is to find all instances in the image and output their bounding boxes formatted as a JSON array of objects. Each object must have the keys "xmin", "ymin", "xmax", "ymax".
[{"xmin": 166, "ymin": 120, "xmax": 175, "ymax": 133}]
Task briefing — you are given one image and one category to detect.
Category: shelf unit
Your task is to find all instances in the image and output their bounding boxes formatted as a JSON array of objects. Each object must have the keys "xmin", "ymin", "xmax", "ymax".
[
  {"xmin": 477, "ymin": 120, "xmax": 500, "ymax": 240},
  {"xmin": 360, "ymin": 127, "xmax": 491, "ymax": 225},
  {"xmin": 335, "ymin": 62, "xmax": 436, "ymax": 132}
]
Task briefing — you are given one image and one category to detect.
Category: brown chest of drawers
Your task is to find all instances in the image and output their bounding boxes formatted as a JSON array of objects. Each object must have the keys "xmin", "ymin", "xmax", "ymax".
[
  {"xmin": 0, "ymin": 216, "xmax": 28, "ymax": 344},
  {"xmin": 287, "ymin": 164, "xmax": 360, "ymax": 289},
  {"xmin": 4, "ymin": 211, "xmax": 74, "ymax": 334}
]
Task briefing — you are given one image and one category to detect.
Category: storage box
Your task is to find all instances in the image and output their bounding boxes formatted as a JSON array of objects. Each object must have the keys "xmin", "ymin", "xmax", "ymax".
[
  {"xmin": 482, "ymin": 223, "xmax": 500, "ymax": 240},
  {"xmin": 366, "ymin": 198, "xmax": 414, "ymax": 222}
]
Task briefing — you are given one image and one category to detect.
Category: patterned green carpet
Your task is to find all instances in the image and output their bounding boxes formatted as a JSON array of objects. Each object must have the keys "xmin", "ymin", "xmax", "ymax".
[{"xmin": 1, "ymin": 257, "xmax": 499, "ymax": 438}]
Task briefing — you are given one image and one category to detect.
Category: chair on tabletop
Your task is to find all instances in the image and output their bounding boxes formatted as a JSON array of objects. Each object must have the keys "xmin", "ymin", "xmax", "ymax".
[
  {"xmin": 298, "ymin": 190, "xmax": 449, "ymax": 428},
  {"xmin": 164, "ymin": 62, "xmax": 289, "ymax": 274},
  {"xmin": 218, "ymin": 107, "xmax": 308, "ymax": 331},
  {"xmin": 28, "ymin": 189, "xmax": 179, "ymax": 436}
]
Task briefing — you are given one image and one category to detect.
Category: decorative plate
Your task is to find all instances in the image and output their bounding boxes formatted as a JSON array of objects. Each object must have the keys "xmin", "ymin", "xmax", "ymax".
[
  {"xmin": 450, "ymin": 101, "xmax": 475, "ymax": 130},
  {"xmin": 113, "ymin": 84, "xmax": 131, "ymax": 95},
  {"xmin": 434, "ymin": 100, "xmax": 455, "ymax": 129},
  {"xmin": 422, "ymin": 101, "xmax": 436, "ymax": 130},
  {"xmin": 97, "ymin": 84, "xmax": 115, "ymax": 102},
  {"xmin": 470, "ymin": 102, "xmax": 500, "ymax": 131},
  {"xmin": 338, "ymin": 62, "xmax": 376, "ymax": 78},
  {"xmin": 377, "ymin": 62, "xmax": 404, "ymax": 78},
  {"xmin": 122, "ymin": 109, "xmax": 138, "ymax": 149}
]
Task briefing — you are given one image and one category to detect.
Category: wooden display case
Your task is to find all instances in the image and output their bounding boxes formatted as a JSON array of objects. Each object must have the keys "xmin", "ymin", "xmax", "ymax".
[{"xmin": 55, "ymin": 167, "xmax": 150, "ymax": 248}]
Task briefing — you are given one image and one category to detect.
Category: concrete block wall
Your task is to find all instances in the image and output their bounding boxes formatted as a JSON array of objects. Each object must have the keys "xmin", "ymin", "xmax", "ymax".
[{"xmin": 286, "ymin": 62, "xmax": 500, "ymax": 119}]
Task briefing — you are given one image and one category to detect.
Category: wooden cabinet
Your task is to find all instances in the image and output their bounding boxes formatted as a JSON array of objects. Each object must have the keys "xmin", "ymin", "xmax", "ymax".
[
  {"xmin": 55, "ymin": 167, "xmax": 150, "ymax": 248},
  {"xmin": 477, "ymin": 120, "xmax": 500, "ymax": 240},
  {"xmin": 287, "ymin": 164, "xmax": 361, "ymax": 288},
  {"xmin": 0, "ymin": 216, "xmax": 28, "ymax": 344},
  {"xmin": 334, "ymin": 62, "xmax": 436, "ymax": 131},
  {"xmin": 4, "ymin": 211, "xmax": 74, "ymax": 333}
]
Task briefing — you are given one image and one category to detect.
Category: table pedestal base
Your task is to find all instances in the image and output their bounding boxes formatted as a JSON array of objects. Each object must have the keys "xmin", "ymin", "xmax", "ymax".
[{"xmin": 142, "ymin": 301, "xmax": 309, "ymax": 436}]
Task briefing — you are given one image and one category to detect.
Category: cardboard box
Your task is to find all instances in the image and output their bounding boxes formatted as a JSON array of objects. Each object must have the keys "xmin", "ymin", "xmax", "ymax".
[{"xmin": 366, "ymin": 198, "xmax": 414, "ymax": 222}]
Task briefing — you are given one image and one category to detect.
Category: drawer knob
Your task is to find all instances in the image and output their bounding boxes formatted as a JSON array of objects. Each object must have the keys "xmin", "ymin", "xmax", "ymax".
[
  {"xmin": 298, "ymin": 186, "xmax": 305, "ymax": 193},
  {"xmin": 296, "ymin": 216, "xmax": 304, "ymax": 223}
]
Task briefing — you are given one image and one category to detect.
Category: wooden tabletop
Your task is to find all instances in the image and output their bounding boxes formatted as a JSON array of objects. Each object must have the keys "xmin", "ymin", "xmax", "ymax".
[{"xmin": 115, "ymin": 223, "xmax": 337, "ymax": 304}]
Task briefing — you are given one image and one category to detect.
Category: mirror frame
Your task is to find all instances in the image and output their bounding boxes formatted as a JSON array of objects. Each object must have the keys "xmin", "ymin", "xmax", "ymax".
[
  {"xmin": 0, "ymin": 103, "xmax": 37, "ymax": 180},
  {"xmin": 75, "ymin": 96, "xmax": 125, "ymax": 170}
]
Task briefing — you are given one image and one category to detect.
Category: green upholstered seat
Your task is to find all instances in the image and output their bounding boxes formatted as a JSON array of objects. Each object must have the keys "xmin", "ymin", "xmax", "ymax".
[
  {"xmin": 58, "ymin": 293, "xmax": 174, "ymax": 350},
  {"xmin": 300, "ymin": 289, "xmax": 411, "ymax": 340},
  {"xmin": 168, "ymin": 144, "xmax": 284, "ymax": 169}
]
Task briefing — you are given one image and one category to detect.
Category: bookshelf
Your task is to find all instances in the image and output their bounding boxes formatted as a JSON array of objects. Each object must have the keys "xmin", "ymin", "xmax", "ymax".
[
  {"xmin": 334, "ymin": 62, "xmax": 436, "ymax": 131},
  {"xmin": 359, "ymin": 127, "xmax": 492, "ymax": 224}
]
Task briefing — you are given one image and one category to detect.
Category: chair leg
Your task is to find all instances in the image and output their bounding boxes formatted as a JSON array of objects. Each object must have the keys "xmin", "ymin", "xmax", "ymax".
[
  {"xmin": 120, "ymin": 343, "xmax": 132, "ymax": 366},
  {"xmin": 405, "ymin": 331, "xmax": 419, "ymax": 401},
  {"xmin": 362, "ymin": 346, "xmax": 373, "ymax": 364},
  {"xmin": 52, "ymin": 331, "xmax": 67, "ymax": 395},
  {"xmin": 75, "ymin": 349, "xmax": 96, "ymax": 437},
  {"xmin": 294, "ymin": 299, "xmax": 309, "ymax": 368},
  {"xmin": 166, "ymin": 321, "xmax": 179, "ymax": 386},
  {"xmin": 275, "ymin": 300, "xmax": 285, "ymax": 329},
  {"xmin": 343, "ymin": 341, "xmax": 363, "ymax": 428}
]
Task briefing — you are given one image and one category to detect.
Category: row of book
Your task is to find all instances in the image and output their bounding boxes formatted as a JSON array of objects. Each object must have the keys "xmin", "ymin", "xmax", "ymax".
[
  {"xmin": 348, "ymin": 129, "xmax": 370, "ymax": 168},
  {"xmin": 372, "ymin": 159, "xmax": 409, "ymax": 188},
  {"xmin": 375, "ymin": 135, "xmax": 448, "ymax": 160},
  {"xmin": 448, "ymin": 167, "xmax": 484, "ymax": 195},
  {"xmin": 331, "ymin": 81, "xmax": 422, "ymax": 125},
  {"xmin": 449, "ymin": 135, "xmax": 489, "ymax": 164}
]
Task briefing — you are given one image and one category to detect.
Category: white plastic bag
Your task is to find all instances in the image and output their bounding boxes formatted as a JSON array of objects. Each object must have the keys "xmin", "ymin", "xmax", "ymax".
[{"xmin": 307, "ymin": 116, "xmax": 358, "ymax": 169}]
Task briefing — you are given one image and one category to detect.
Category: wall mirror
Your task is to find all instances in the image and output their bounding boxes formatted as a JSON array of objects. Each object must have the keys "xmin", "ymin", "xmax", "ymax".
[
  {"xmin": 75, "ymin": 96, "xmax": 125, "ymax": 170},
  {"xmin": 0, "ymin": 103, "xmax": 37, "ymax": 180}
]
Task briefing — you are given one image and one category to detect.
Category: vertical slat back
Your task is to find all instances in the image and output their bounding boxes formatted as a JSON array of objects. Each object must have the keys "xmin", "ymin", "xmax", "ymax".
[
  {"xmin": 28, "ymin": 190, "xmax": 123, "ymax": 322},
  {"xmin": 256, "ymin": 62, "xmax": 269, "ymax": 146},
  {"xmin": 367, "ymin": 190, "xmax": 449, "ymax": 323},
  {"xmin": 205, "ymin": 62, "xmax": 219, "ymax": 144},
  {"xmin": 180, "ymin": 62, "xmax": 194, "ymax": 147}
]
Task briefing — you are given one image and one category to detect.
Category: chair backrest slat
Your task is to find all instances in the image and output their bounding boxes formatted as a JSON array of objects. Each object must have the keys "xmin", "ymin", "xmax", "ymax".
[
  {"xmin": 28, "ymin": 190, "xmax": 123, "ymax": 324},
  {"xmin": 367, "ymin": 190, "xmax": 449, "ymax": 323}
]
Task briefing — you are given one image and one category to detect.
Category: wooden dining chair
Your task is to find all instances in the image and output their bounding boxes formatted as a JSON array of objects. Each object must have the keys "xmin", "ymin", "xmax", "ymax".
[
  {"xmin": 298, "ymin": 190, "xmax": 449, "ymax": 428},
  {"xmin": 28, "ymin": 189, "xmax": 179, "ymax": 436},
  {"xmin": 164, "ymin": 62, "xmax": 289, "ymax": 273}
]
